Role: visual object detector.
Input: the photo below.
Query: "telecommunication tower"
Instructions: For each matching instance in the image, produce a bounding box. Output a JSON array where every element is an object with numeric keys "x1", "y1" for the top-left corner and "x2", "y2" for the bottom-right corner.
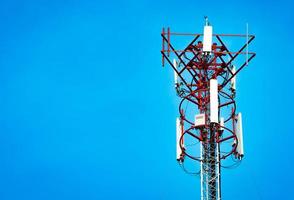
[{"x1": 161, "y1": 18, "x2": 255, "y2": 200}]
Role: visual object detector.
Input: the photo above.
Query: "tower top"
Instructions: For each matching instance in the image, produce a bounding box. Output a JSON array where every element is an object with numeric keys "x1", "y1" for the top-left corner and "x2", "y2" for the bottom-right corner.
[{"x1": 204, "y1": 16, "x2": 210, "y2": 26}]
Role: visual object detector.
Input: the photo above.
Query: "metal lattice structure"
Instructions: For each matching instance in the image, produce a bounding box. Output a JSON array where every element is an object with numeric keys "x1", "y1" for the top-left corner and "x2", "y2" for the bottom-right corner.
[{"x1": 161, "y1": 18, "x2": 255, "y2": 200}]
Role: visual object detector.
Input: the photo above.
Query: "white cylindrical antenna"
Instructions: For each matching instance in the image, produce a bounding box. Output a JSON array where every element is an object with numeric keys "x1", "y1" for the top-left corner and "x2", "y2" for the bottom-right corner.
[
  {"x1": 231, "y1": 66, "x2": 236, "y2": 91},
  {"x1": 246, "y1": 23, "x2": 249, "y2": 66},
  {"x1": 210, "y1": 79, "x2": 218, "y2": 123},
  {"x1": 173, "y1": 58, "x2": 178, "y2": 86},
  {"x1": 236, "y1": 113, "x2": 244, "y2": 159},
  {"x1": 176, "y1": 117, "x2": 182, "y2": 161},
  {"x1": 203, "y1": 23, "x2": 213, "y2": 52}
]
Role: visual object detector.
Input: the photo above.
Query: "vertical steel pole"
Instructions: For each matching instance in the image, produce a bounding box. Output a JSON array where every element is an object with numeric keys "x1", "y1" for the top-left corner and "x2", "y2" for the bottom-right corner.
[{"x1": 200, "y1": 141, "x2": 203, "y2": 200}]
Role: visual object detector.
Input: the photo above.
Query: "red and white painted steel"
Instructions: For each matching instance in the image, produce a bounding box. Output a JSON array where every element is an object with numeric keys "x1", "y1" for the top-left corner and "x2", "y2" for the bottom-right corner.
[{"x1": 161, "y1": 18, "x2": 255, "y2": 200}]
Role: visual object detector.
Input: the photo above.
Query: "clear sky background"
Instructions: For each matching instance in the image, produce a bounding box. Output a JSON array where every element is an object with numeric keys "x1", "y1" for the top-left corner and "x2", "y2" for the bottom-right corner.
[{"x1": 0, "y1": 0, "x2": 293, "y2": 199}]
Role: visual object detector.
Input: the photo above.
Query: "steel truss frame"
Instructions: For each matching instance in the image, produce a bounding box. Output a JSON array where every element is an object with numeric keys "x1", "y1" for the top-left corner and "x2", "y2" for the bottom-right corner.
[{"x1": 161, "y1": 27, "x2": 255, "y2": 200}]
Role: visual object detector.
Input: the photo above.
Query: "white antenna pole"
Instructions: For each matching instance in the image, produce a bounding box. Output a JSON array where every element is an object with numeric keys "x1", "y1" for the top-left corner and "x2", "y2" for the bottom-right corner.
[
  {"x1": 176, "y1": 117, "x2": 181, "y2": 161},
  {"x1": 236, "y1": 113, "x2": 244, "y2": 159},
  {"x1": 203, "y1": 24, "x2": 213, "y2": 53},
  {"x1": 210, "y1": 79, "x2": 218, "y2": 123},
  {"x1": 173, "y1": 59, "x2": 178, "y2": 86},
  {"x1": 231, "y1": 66, "x2": 236, "y2": 91},
  {"x1": 246, "y1": 23, "x2": 249, "y2": 66}
]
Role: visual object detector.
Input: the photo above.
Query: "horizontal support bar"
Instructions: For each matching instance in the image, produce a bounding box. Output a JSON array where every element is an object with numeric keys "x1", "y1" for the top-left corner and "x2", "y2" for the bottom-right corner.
[
  {"x1": 162, "y1": 50, "x2": 255, "y2": 55},
  {"x1": 162, "y1": 32, "x2": 255, "y2": 37}
]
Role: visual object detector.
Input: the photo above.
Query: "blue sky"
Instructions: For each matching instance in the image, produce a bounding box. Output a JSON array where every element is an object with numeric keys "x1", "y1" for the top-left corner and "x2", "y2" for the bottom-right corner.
[{"x1": 0, "y1": 0, "x2": 293, "y2": 199}]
